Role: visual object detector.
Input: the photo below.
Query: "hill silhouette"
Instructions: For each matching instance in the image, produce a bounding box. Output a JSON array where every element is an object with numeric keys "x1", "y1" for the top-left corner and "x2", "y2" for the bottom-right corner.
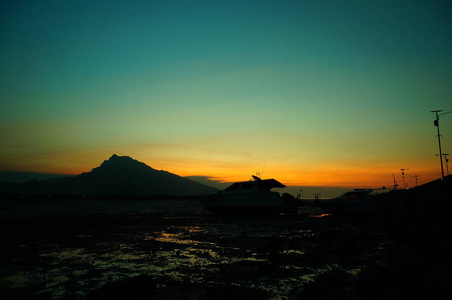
[
  {"x1": 1, "y1": 155, "x2": 217, "y2": 196},
  {"x1": 0, "y1": 171, "x2": 74, "y2": 183}
]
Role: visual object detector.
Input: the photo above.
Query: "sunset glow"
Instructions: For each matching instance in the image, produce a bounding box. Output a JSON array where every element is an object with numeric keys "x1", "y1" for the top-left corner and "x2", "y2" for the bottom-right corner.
[{"x1": 1, "y1": 1, "x2": 451, "y2": 192}]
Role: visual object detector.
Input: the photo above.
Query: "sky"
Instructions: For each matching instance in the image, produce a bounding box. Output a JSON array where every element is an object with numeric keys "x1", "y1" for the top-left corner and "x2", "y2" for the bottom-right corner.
[{"x1": 1, "y1": 0, "x2": 452, "y2": 192}]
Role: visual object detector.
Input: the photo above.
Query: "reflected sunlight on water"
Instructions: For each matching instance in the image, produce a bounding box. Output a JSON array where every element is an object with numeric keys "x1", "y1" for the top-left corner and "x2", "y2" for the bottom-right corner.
[{"x1": 309, "y1": 213, "x2": 332, "y2": 218}]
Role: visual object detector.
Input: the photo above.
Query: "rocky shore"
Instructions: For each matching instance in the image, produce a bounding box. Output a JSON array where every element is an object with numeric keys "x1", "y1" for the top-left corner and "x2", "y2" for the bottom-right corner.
[{"x1": 0, "y1": 178, "x2": 451, "y2": 299}]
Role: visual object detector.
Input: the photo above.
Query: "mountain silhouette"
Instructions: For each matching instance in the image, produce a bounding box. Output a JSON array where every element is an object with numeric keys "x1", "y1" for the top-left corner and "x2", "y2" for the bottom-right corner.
[{"x1": 1, "y1": 155, "x2": 217, "y2": 196}]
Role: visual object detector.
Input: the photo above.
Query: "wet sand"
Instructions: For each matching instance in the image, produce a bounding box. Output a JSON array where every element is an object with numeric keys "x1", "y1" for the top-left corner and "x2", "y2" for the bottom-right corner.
[{"x1": 0, "y1": 197, "x2": 450, "y2": 299}]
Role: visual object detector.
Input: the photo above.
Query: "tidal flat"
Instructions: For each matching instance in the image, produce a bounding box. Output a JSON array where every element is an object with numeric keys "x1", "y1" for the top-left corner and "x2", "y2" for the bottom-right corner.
[{"x1": 0, "y1": 197, "x2": 449, "y2": 299}]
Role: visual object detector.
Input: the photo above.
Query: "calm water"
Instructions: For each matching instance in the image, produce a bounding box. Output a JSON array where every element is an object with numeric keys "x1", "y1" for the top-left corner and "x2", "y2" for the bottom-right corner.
[{"x1": 0, "y1": 198, "x2": 206, "y2": 218}]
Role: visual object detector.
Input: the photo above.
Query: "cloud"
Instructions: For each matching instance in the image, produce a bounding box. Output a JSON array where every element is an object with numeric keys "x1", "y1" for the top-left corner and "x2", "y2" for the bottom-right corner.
[{"x1": 185, "y1": 176, "x2": 231, "y2": 189}]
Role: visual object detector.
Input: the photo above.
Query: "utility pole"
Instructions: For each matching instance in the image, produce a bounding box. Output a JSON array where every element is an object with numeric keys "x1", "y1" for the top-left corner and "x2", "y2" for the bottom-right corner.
[
  {"x1": 431, "y1": 110, "x2": 452, "y2": 180},
  {"x1": 401, "y1": 168, "x2": 408, "y2": 189},
  {"x1": 444, "y1": 153, "x2": 450, "y2": 176}
]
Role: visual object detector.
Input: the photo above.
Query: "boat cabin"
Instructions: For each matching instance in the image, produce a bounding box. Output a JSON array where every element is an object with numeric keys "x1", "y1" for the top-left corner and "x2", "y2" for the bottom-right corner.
[{"x1": 223, "y1": 178, "x2": 285, "y2": 193}]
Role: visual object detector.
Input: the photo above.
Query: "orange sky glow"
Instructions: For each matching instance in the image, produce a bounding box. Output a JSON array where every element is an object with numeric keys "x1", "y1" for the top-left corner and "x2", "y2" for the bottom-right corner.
[{"x1": 1, "y1": 1, "x2": 451, "y2": 194}]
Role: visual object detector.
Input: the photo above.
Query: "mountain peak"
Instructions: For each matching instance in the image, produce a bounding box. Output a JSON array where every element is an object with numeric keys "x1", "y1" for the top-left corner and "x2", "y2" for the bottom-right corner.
[
  {"x1": 104, "y1": 154, "x2": 135, "y2": 164},
  {"x1": 1, "y1": 154, "x2": 217, "y2": 195},
  {"x1": 95, "y1": 154, "x2": 153, "y2": 174},
  {"x1": 74, "y1": 154, "x2": 217, "y2": 195}
]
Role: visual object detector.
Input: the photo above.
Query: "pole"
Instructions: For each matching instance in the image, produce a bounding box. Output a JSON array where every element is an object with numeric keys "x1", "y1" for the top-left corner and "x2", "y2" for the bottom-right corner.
[
  {"x1": 431, "y1": 110, "x2": 444, "y2": 180},
  {"x1": 401, "y1": 169, "x2": 406, "y2": 189},
  {"x1": 444, "y1": 154, "x2": 450, "y2": 176},
  {"x1": 392, "y1": 173, "x2": 398, "y2": 189}
]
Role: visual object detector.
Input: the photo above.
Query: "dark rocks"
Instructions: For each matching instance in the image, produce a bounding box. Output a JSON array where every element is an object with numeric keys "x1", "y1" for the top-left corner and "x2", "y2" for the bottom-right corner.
[
  {"x1": 302, "y1": 268, "x2": 353, "y2": 300},
  {"x1": 2, "y1": 195, "x2": 451, "y2": 300},
  {"x1": 86, "y1": 275, "x2": 156, "y2": 300},
  {"x1": 204, "y1": 285, "x2": 271, "y2": 300}
]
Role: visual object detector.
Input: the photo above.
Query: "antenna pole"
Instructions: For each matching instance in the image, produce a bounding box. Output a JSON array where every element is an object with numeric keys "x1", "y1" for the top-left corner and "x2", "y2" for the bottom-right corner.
[
  {"x1": 260, "y1": 162, "x2": 266, "y2": 178},
  {"x1": 401, "y1": 169, "x2": 406, "y2": 189},
  {"x1": 431, "y1": 110, "x2": 445, "y2": 180},
  {"x1": 392, "y1": 173, "x2": 398, "y2": 189}
]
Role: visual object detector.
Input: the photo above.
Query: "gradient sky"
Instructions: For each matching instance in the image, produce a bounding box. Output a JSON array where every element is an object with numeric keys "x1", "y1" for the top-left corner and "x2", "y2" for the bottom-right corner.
[{"x1": 1, "y1": 0, "x2": 451, "y2": 190}]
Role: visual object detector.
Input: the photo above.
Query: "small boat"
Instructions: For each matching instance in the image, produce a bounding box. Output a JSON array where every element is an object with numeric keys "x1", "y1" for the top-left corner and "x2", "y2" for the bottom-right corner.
[
  {"x1": 320, "y1": 189, "x2": 403, "y2": 214},
  {"x1": 201, "y1": 176, "x2": 298, "y2": 215}
]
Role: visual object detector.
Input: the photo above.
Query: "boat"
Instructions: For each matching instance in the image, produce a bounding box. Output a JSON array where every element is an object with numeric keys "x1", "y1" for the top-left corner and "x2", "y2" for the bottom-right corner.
[
  {"x1": 201, "y1": 175, "x2": 298, "y2": 215},
  {"x1": 320, "y1": 189, "x2": 403, "y2": 214}
]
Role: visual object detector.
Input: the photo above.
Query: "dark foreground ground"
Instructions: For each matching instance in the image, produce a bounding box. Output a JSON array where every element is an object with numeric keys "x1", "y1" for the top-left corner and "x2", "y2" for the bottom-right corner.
[{"x1": 0, "y1": 195, "x2": 451, "y2": 300}]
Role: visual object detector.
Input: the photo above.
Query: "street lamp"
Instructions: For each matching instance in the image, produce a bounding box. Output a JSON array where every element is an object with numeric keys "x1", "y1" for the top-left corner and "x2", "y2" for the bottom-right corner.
[{"x1": 431, "y1": 110, "x2": 452, "y2": 180}]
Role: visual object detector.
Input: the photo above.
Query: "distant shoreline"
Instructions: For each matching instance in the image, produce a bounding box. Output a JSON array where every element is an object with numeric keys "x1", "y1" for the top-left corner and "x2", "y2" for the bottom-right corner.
[{"x1": 0, "y1": 193, "x2": 205, "y2": 201}]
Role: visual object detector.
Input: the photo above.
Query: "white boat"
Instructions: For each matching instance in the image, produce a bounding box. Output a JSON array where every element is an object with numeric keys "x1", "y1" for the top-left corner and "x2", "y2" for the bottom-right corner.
[
  {"x1": 201, "y1": 176, "x2": 298, "y2": 215},
  {"x1": 320, "y1": 189, "x2": 403, "y2": 214}
]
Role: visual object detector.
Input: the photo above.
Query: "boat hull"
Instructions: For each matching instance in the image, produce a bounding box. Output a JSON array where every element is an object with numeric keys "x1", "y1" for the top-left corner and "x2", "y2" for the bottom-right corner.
[{"x1": 201, "y1": 192, "x2": 298, "y2": 215}]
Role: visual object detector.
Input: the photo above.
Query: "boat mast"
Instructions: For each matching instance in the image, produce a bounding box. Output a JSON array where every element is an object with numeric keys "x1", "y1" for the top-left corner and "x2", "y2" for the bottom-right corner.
[{"x1": 392, "y1": 173, "x2": 398, "y2": 189}]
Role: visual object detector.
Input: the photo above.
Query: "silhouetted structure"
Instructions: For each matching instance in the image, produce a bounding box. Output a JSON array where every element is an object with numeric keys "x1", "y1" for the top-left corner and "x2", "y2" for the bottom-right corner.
[
  {"x1": 201, "y1": 175, "x2": 298, "y2": 215},
  {"x1": 431, "y1": 110, "x2": 452, "y2": 180},
  {"x1": 0, "y1": 154, "x2": 217, "y2": 196}
]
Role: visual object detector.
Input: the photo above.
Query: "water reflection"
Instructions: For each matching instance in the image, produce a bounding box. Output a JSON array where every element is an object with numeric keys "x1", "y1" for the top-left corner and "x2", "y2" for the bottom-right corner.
[{"x1": 309, "y1": 213, "x2": 332, "y2": 218}]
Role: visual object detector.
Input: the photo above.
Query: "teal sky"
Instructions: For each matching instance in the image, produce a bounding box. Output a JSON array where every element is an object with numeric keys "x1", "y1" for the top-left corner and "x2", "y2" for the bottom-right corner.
[{"x1": 1, "y1": 0, "x2": 451, "y2": 188}]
